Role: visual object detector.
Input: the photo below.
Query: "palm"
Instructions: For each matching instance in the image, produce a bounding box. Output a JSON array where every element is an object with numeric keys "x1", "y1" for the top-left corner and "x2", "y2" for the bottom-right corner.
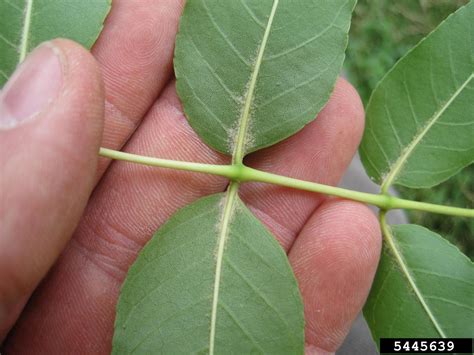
[{"x1": 4, "y1": 1, "x2": 380, "y2": 353}]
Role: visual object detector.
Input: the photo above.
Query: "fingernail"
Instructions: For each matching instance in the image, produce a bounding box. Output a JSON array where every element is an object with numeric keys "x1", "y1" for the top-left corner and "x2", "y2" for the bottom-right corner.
[{"x1": 0, "y1": 43, "x2": 63, "y2": 129}]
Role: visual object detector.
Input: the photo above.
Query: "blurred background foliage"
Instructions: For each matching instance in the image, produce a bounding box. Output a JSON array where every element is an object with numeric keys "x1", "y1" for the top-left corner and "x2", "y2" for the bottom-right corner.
[{"x1": 345, "y1": 0, "x2": 473, "y2": 259}]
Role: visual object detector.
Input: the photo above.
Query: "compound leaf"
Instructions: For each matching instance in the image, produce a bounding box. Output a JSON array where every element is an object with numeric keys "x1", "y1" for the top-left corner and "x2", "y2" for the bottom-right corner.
[
  {"x1": 360, "y1": 2, "x2": 474, "y2": 189},
  {"x1": 0, "y1": 0, "x2": 111, "y2": 87},
  {"x1": 112, "y1": 193, "x2": 304, "y2": 354},
  {"x1": 364, "y1": 224, "x2": 474, "y2": 344},
  {"x1": 174, "y1": 0, "x2": 355, "y2": 157}
]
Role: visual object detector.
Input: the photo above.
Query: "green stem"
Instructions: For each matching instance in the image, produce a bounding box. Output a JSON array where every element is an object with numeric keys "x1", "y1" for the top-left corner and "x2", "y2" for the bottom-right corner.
[
  {"x1": 243, "y1": 167, "x2": 473, "y2": 218},
  {"x1": 99, "y1": 148, "x2": 474, "y2": 219},
  {"x1": 100, "y1": 148, "x2": 238, "y2": 178}
]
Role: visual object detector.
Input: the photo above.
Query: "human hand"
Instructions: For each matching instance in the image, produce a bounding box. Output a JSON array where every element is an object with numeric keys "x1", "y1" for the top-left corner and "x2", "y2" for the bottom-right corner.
[{"x1": 1, "y1": 1, "x2": 381, "y2": 353}]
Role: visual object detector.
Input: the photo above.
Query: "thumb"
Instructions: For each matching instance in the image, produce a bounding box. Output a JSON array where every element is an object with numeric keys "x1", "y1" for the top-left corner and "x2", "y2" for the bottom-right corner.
[{"x1": 0, "y1": 39, "x2": 104, "y2": 340}]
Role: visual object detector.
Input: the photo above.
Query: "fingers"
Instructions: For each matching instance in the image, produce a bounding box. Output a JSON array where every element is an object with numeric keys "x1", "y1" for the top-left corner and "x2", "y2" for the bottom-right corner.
[
  {"x1": 0, "y1": 40, "x2": 104, "y2": 340},
  {"x1": 240, "y1": 78, "x2": 365, "y2": 250},
  {"x1": 3, "y1": 83, "x2": 229, "y2": 353},
  {"x1": 75, "y1": 83, "x2": 229, "y2": 273},
  {"x1": 92, "y1": 0, "x2": 185, "y2": 175},
  {"x1": 289, "y1": 200, "x2": 381, "y2": 354}
]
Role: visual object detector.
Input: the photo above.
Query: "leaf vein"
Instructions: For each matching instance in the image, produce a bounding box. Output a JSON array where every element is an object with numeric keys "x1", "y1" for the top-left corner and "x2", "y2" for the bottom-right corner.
[
  {"x1": 419, "y1": 144, "x2": 472, "y2": 153},
  {"x1": 382, "y1": 73, "x2": 474, "y2": 191},
  {"x1": 209, "y1": 184, "x2": 239, "y2": 355},
  {"x1": 259, "y1": 94, "x2": 326, "y2": 137},
  {"x1": 202, "y1": 0, "x2": 251, "y2": 67},
  {"x1": 129, "y1": 297, "x2": 212, "y2": 353},
  {"x1": 447, "y1": 39, "x2": 459, "y2": 88},
  {"x1": 403, "y1": 72, "x2": 420, "y2": 127},
  {"x1": 370, "y1": 127, "x2": 392, "y2": 169},
  {"x1": 435, "y1": 120, "x2": 474, "y2": 127},
  {"x1": 264, "y1": 0, "x2": 348, "y2": 61},
  {"x1": 0, "y1": 32, "x2": 18, "y2": 50},
  {"x1": 19, "y1": 0, "x2": 34, "y2": 62},
  {"x1": 387, "y1": 296, "x2": 408, "y2": 337},
  {"x1": 122, "y1": 255, "x2": 210, "y2": 330},
  {"x1": 384, "y1": 92, "x2": 403, "y2": 148},
  {"x1": 125, "y1": 209, "x2": 217, "y2": 285},
  {"x1": 383, "y1": 223, "x2": 447, "y2": 337},
  {"x1": 238, "y1": 0, "x2": 265, "y2": 29},
  {"x1": 236, "y1": 230, "x2": 286, "y2": 278},
  {"x1": 232, "y1": 0, "x2": 279, "y2": 162},
  {"x1": 258, "y1": 55, "x2": 338, "y2": 109},
  {"x1": 371, "y1": 262, "x2": 395, "y2": 326},
  {"x1": 411, "y1": 268, "x2": 474, "y2": 286},
  {"x1": 2, "y1": 0, "x2": 21, "y2": 12},
  {"x1": 188, "y1": 36, "x2": 240, "y2": 104},
  {"x1": 359, "y1": 144, "x2": 383, "y2": 177},
  {"x1": 403, "y1": 166, "x2": 459, "y2": 177},
  {"x1": 424, "y1": 296, "x2": 474, "y2": 312},
  {"x1": 219, "y1": 302, "x2": 266, "y2": 353},
  {"x1": 224, "y1": 256, "x2": 291, "y2": 331},
  {"x1": 182, "y1": 76, "x2": 229, "y2": 134},
  {"x1": 429, "y1": 45, "x2": 441, "y2": 105}
]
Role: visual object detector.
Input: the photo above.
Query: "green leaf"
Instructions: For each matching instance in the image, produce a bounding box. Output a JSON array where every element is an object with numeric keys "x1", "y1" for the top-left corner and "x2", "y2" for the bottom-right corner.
[
  {"x1": 364, "y1": 224, "x2": 474, "y2": 343},
  {"x1": 360, "y1": 2, "x2": 474, "y2": 190},
  {"x1": 0, "y1": 0, "x2": 111, "y2": 87},
  {"x1": 174, "y1": 0, "x2": 355, "y2": 158},
  {"x1": 112, "y1": 192, "x2": 304, "y2": 354}
]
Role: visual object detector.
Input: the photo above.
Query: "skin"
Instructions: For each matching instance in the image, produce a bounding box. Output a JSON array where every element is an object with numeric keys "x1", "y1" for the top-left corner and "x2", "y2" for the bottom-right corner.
[{"x1": 0, "y1": 0, "x2": 381, "y2": 353}]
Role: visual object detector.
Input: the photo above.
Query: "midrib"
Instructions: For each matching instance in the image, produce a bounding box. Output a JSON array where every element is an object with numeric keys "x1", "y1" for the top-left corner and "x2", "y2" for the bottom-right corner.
[
  {"x1": 381, "y1": 73, "x2": 474, "y2": 192},
  {"x1": 209, "y1": 183, "x2": 239, "y2": 354},
  {"x1": 209, "y1": 2, "x2": 279, "y2": 353},
  {"x1": 232, "y1": 0, "x2": 279, "y2": 164},
  {"x1": 19, "y1": 0, "x2": 34, "y2": 63},
  {"x1": 382, "y1": 222, "x2": 446, "y2": 338}
]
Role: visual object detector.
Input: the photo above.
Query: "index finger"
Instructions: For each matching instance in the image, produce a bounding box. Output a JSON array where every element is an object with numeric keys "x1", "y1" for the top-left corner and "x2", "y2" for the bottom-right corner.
[{"x1": 92, "y1": 0, "x2": 184, "y2": 175}]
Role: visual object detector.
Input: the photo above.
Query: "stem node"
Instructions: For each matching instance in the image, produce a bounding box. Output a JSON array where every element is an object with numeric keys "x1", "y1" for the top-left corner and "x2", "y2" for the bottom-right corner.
[{"x1": 382, "y1": 194, "x2": 397, "y2": 210}]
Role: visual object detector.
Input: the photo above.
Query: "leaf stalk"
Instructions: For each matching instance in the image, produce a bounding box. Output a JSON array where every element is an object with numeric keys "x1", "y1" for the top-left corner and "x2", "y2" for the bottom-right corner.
[{"x1": 99, "y1": 148, "x2": 474, "y2": 218}]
